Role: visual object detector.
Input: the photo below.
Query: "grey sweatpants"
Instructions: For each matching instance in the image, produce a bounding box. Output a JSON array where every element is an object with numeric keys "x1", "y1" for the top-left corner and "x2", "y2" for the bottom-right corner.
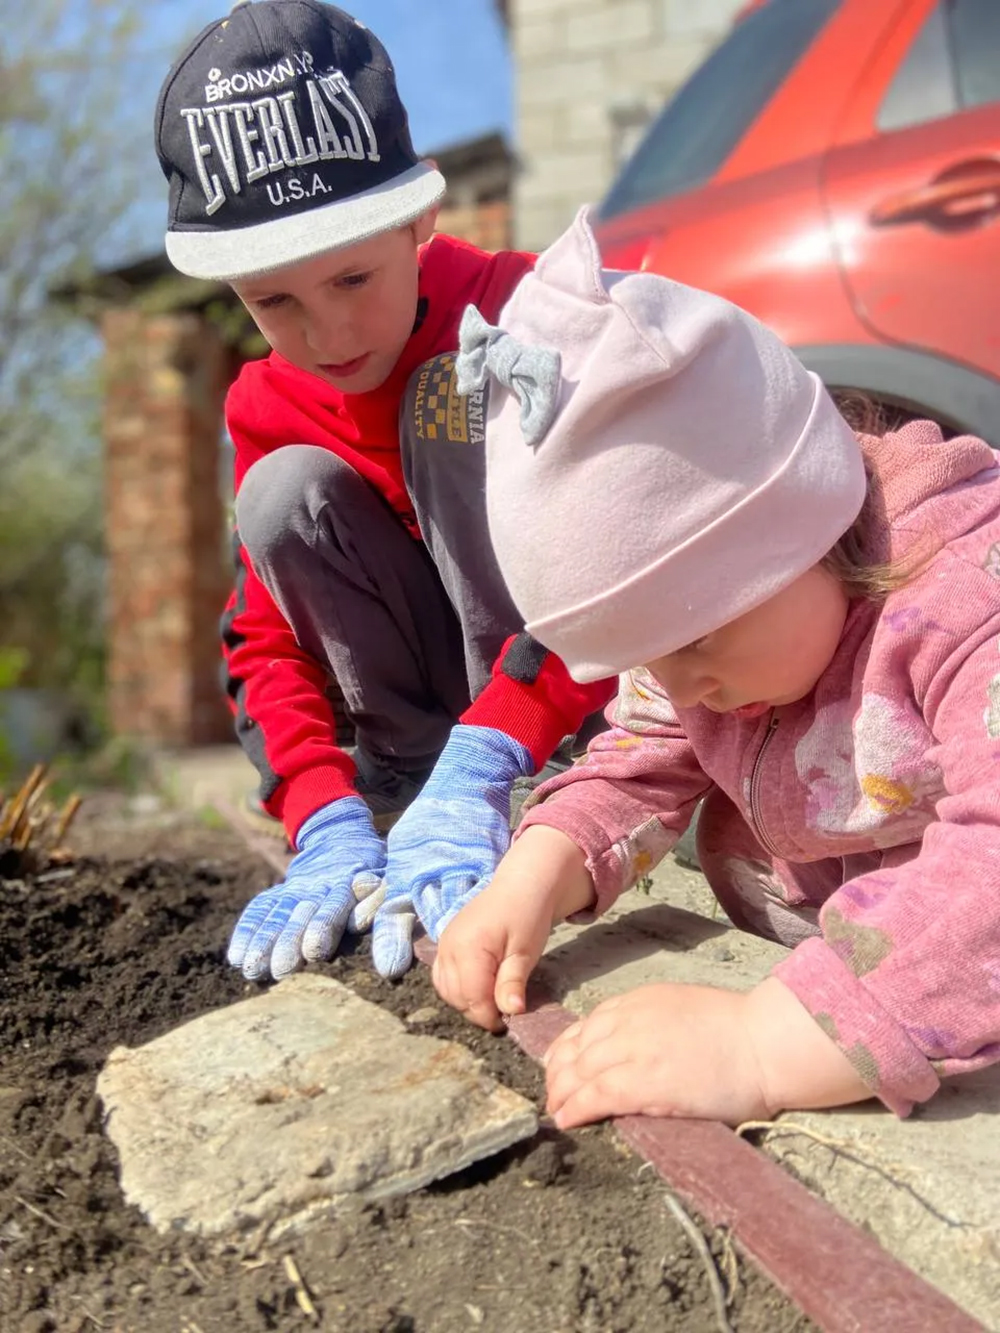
[{"x1": 234, "y1": 354, "x2": 523, "y2": 771}]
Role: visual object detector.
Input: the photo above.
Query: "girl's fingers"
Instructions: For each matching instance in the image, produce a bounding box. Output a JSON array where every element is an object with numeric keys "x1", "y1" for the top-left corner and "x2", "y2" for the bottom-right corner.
[
  {"x1": 545, "y1": 1028, "x2": 621, "y2": 1102},
  {"x1": 494, "y1": 949, "x2": 536, "y2": 1017},
  {"x1": 547, "y1": 1059, "x2": 634, "y2": 1128},
  {"x1": 544, "y1": 1004, "x2": 620, "y2": 1070},
  {"x1": 541, "y1": 1018, "x2": 582, "y2": 1068},
  {"x1": 434, "y1": 942, "x2": 505, "y2": 1031},
  {"x1": 460, "y1": 994, "x2": 505, "y2": 1032},
  {"x1": 430, "y1": 950, "x2": 450, "y2": 1001},
  {"x1": 454, "y1": 948, "x2": 505, "y2": 1029}
]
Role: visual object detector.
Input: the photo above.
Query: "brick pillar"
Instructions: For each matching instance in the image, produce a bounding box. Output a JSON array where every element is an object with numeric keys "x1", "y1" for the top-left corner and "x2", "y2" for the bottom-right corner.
[
  {"x1": 103, "y1": 308, "x2": 234, "y2": 747},
  {"x1": 436, "y1": 199, "x2": 512, "y2": 252}
]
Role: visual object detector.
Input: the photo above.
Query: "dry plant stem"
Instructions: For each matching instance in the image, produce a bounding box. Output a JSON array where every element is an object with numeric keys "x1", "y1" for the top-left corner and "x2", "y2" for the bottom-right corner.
[
  {"x1": 13, "y1": 1192, "x2": 70, "y2": 1230},
  {"x1": 735, "y1": 1118, "x2": 968, "y2": 1229},
  {"x1": 0, "y1": 765, "x2": 82, "y2": 856},
  {"x1": 0, "y1": 763, "x2": 45, "y2": 841},
  {"x1": 54, "y1": 793, "x2": 83, "y2": 843},
  {"x1": 72, "y1": 1301, "x2": 106, "y2": 1329},
  {"x1": 661, "y1": 1190, "x2": 734, "y2": 1333},
  {"x1": 718, "y1": 1227, "x2": 741, "y2": 1305},
  {"x1": 24, "y1": 780, "x2": 48, "y2": 818},
  {"x1": 454, "y1": 1216, "x2": 544, "y2": 1249},
  {"x1": 181, "y1": 1254, "x2": 208, "y2": 1286},
  {"x1": 0, "y1": 1131, "x2": 34, "y2": 1162},
  {"x1": 283, "y1": 1254, "x2": 319, "y2": 1322},
  {"x1": 237, "y1": 1217, "x2": 271, "y2": 1261}
]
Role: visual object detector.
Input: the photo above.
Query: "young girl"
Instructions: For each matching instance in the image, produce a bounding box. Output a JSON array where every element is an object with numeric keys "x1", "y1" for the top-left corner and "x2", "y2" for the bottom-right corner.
[{"x1": 432, "y1": 208, "x2": 1000, "y2": 1130}]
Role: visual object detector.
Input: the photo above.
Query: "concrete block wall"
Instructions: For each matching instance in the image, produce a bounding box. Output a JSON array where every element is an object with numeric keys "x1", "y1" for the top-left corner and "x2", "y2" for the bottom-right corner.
[{"x1": 510, "y1": 0, "x2": 745, "y2": 250}]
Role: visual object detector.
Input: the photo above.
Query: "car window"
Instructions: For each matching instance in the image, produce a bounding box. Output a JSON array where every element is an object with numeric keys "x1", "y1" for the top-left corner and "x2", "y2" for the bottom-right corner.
[
  {"x1": 598, "y1": 0, "x2": 841, "y2": 222},
  {"x1": 878, "y1": 0, "x2": 1000, "y2": 133},
  {"x1": 877, "y1": 5, "x2": 957, "y2": 133},
  {"x1": 948, "y1": 0, "x2": 1000, "y2": 110}
]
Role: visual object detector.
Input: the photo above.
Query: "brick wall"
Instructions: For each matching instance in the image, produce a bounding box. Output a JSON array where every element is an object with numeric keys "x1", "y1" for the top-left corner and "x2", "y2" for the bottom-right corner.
[
  {"x1": 510, "y1": 0, "x2": 745, "y2": 249},
  {"x1": 436, "y1": 199, "x2": 512, "y2": 252},
  {"x1": 432, "y1": 132, "x2": 514, "y2": 252},
  {"x1": 103, "y1": 308, "x2": 234, "y2": 747}
]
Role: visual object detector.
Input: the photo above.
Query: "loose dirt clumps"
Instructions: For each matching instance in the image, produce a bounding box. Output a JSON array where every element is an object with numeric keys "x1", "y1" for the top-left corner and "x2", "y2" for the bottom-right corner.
[{"x1": 0, "y1": 801, "x2": 813, "y2": 1332}]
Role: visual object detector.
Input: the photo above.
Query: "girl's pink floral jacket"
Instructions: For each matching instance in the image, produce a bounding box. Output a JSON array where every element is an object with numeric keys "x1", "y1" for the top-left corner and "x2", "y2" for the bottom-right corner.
[{"x1": 519, "y1": 421, "x2": 1000, "y2": 1115}]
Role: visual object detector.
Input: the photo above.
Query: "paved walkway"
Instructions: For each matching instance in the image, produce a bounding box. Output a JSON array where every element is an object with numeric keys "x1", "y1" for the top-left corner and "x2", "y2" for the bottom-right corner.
[{"x1": 159, "y1": 744, "x2": 1000, "y2": 1328}]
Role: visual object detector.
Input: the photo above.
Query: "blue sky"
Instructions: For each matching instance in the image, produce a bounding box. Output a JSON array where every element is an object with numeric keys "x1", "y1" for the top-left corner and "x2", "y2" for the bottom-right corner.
[{"x1": 148, "y1": 1, "x2": 512, "y2": 154}]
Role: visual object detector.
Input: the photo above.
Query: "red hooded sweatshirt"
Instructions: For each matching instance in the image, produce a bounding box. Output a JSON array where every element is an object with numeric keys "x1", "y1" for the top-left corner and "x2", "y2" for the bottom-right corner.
[{"x1": 222, "y1": 232, "x2": 613, "y2": 840}]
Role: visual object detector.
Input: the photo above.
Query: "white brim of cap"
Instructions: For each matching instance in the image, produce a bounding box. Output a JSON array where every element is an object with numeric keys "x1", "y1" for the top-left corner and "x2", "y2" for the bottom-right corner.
[{"x1": 165, "y1": 162, "x2": 447, "y2": 282}]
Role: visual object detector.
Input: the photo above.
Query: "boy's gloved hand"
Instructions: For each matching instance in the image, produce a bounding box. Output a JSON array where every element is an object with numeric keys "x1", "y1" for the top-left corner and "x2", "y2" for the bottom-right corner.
[
  {"x1": 360, "y1": 724, "x2": 534, "y2": 979},
  {"x1": 227, "y1": 796, "x2": 385, "y2": 981}
]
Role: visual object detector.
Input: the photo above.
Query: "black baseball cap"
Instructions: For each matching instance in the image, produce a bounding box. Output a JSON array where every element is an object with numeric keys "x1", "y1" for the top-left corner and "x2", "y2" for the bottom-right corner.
[{"x1": 155, "y1": 0, "x2": 446, "y2": 281}]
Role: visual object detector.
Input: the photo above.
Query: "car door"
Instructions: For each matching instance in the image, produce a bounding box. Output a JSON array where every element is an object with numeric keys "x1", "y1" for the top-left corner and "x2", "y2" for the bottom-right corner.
[{"x1": 821, "y1": 0, "x2": 1000, "y2": 380}]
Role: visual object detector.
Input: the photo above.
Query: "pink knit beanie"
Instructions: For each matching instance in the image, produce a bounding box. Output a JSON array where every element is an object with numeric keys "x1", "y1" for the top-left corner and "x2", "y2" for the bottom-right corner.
[{"x1": 455, "y1": 207, "x2": 867, "y2": 683}]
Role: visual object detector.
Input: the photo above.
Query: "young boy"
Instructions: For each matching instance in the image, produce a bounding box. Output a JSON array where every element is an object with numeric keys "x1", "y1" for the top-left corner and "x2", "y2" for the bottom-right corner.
[{"x1": 154, "y1": 0, "x2": 611, "y2": 983}]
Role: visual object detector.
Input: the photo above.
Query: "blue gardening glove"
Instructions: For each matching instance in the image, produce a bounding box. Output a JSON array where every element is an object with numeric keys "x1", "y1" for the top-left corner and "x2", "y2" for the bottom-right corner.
[
  {"x1": 359, "y1": 724, "x2": 533, "y2": 979},
  {"x1": 227, "y1": 796, "x2": 386, "y2": 981}
]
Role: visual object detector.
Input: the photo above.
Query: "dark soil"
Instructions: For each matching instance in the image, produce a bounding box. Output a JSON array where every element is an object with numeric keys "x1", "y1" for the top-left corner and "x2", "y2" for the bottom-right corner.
[{"x1": 0, "y1": 796, "x2": 814, "y2": 1333}]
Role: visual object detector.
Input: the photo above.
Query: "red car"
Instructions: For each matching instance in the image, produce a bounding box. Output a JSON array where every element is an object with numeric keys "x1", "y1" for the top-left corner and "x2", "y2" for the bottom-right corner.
[{"x1": 595, "y1": 0, "x2": 1000, "y2": 444}]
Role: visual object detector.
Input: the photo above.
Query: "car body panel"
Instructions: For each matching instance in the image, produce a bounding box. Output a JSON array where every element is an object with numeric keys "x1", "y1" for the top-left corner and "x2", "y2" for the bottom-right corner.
[
  {"x1": 824, "y1": 27, "x2": 1000, "y2": 378},
  {"x1": 594, "y1": 0, "x2": 1000, "y2": 439},
  {"x1": 636, "y1": 159, "x2": 863, "y2": 351},
  {"x1": 717, "y1": 0, "x2": 912, "y2": 181}
]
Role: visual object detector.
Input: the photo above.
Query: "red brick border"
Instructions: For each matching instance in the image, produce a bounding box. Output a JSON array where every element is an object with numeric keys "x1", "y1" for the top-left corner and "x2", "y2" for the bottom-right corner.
[
  {"x1": 412, "y1": 937, "x2": 982, "y2": 1333},
  {"x1": 216, "y1": 807, "x2": 982, "y2": 1332}
]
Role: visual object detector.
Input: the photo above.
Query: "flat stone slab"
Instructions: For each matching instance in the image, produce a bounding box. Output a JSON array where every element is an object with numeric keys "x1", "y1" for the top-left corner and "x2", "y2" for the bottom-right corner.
[{"x1": 97, "y1": 974, "x2": 537, "y2": 1238}]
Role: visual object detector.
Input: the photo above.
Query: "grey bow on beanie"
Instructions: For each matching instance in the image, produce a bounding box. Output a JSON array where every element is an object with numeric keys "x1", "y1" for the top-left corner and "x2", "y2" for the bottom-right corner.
[{"x1": 455, "y1": 305, "x2": 561, "y2": 448}]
